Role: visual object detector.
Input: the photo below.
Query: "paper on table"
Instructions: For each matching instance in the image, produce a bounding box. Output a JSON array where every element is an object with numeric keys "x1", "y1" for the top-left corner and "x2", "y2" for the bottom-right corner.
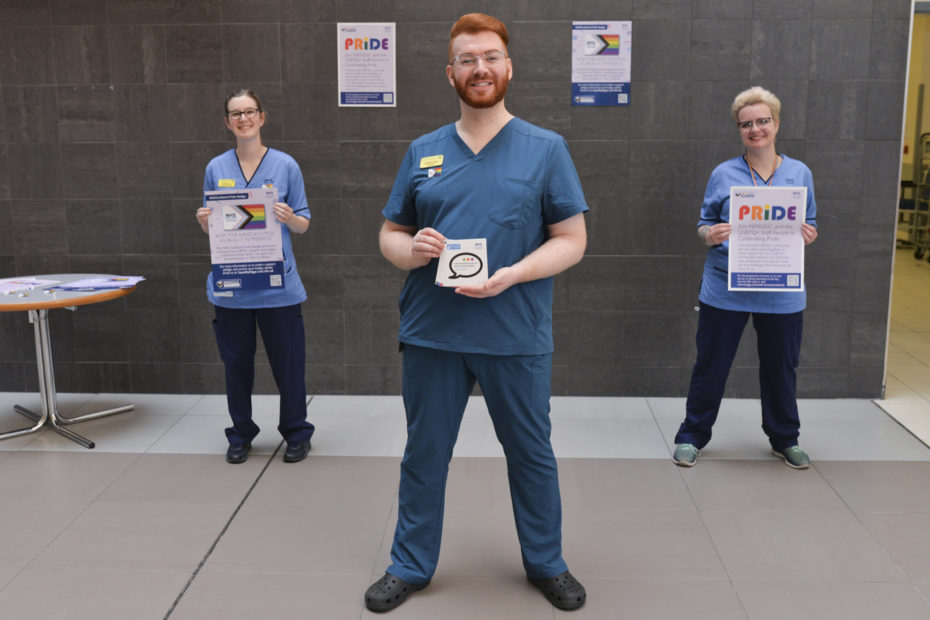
[
  {"x1": 52, "y1": 276, "x2": 145, "y2": 290},
  {"x1": 435, "y1": 238, "x2": 489, "y2": 287},
  {"x1": 0, "y1": 278, "x2": 59, "y2": 294}
]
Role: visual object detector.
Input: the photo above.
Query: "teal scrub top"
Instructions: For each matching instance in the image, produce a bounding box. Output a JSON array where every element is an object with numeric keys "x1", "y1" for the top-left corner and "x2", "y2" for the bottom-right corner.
[{"x1": 384, "y1": 118, "x2": 588, "y2": 355}]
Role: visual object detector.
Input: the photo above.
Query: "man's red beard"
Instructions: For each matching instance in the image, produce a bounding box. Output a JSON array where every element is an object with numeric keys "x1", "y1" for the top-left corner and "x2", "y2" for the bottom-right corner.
[{"x1": 453, "y1": 71, "x2": 510, "y2": 109}]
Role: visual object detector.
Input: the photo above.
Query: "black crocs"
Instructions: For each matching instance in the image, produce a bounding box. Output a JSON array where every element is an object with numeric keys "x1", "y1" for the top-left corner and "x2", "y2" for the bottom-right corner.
[
  {"x1": 364, "y1": 572, "x2": 428, "y2": 612},
  {"x1": 528, "y1": 570, "x2": 586, "y2": 610}
]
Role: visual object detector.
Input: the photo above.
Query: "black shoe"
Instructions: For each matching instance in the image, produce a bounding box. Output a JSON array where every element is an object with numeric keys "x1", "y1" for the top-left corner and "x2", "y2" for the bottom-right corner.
[
  {"x1": 529, "y1": 570, "x2": 586, "y2": 610},
  {"x1": 225, "y1": 442, "x2": 251, "y2": 464},
  {"x1": 364, "y1": 573, "x2": 428, "y2": 612},
  {"x1": 283, "y1": 439, "x2": 311, "y2": 463}
]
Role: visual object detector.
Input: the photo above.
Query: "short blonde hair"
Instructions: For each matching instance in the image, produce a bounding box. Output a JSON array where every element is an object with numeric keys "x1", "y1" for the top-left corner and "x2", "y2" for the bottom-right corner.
[{"x1": 731, "y1": 86, "x2": 781, "y2": 123}]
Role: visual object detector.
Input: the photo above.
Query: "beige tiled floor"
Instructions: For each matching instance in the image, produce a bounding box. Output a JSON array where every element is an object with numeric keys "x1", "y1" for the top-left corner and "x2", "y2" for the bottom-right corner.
[
  {"x1": 0, "y1": 390, "x2": 927, "y2": 619},
  {"x1": 0, "y1": 248, "x2": 928, "y2": 618}
]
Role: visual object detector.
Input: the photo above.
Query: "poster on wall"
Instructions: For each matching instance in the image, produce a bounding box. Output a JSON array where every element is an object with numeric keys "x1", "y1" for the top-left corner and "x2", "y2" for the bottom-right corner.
[
  {"x1": 337, "y1": 22, "x2": 396, "y2": 107},
  {"x1": 728, "y1": 186, "x2": 807, "y2": 292},
  {"x1": 571, "y1": 21, "x2": 632, "y2": 106},
  {"x1": 204, "y1": 188, "x2": 284, "y2": 292}
]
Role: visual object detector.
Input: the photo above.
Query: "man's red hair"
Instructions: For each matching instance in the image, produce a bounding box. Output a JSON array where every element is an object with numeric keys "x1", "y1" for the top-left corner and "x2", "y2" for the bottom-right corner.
[{"x1": 448, "y1": 13, "x2": 509, "y2": 61}]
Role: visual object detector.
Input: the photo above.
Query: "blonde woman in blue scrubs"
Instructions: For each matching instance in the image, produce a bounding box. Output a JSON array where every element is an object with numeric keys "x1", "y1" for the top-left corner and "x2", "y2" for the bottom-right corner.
[{"x1": 673, "y1": 86, "x2": 818, "y2": 469}]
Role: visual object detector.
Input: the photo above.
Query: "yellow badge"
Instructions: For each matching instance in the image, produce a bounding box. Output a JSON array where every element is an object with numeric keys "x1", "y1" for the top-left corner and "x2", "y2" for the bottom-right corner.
[
  {"x1": 419, "y1": 155, "x2": 444, "y2": 169},
  {"x1": 218, "y1": 179, "x2": 235, "y2": 188}
]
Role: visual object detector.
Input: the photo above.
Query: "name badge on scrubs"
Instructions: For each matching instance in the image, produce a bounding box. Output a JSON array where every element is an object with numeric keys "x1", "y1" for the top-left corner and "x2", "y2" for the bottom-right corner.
[
  {"x1": 419, "y1": 155, "x2": 444, "y2": 169},
  {"x1": 218, "y1": 179, "x2": 235, "y2": 188}
]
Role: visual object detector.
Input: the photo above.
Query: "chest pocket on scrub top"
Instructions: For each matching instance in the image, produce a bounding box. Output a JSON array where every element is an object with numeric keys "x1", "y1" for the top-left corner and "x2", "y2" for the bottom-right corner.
[{"x1": 488, "y1": 177, "x2": 537, "y2": 229}]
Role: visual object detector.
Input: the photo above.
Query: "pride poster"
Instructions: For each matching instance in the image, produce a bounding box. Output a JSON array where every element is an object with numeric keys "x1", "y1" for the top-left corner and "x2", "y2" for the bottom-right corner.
[
  {"x1": 571, "y1": 21, "x2": 632, "y2": 106},
  {"x1": 728, "y1": 186, "x2": 806, "y2": 292},
  {"x1": 205, "y1": 188, "x2": 284, "y2": 292},
  {"x1": 337, "y1": 22, "x2": 396, "y2": 107}
]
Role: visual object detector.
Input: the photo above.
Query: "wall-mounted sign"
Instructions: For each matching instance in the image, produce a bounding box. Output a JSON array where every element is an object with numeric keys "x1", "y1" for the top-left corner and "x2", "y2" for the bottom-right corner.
[
  {"x1": 338, "y1": 22, "x2": 396, "y2": 107},
  {"x1": 571, "y1": 21, "x2": 632, "y2": 106}
]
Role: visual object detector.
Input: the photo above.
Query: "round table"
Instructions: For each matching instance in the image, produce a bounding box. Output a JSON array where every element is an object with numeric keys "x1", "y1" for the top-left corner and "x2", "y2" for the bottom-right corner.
[{"x1": 0, "y1": 274, "x2": 139, "y2": 448}]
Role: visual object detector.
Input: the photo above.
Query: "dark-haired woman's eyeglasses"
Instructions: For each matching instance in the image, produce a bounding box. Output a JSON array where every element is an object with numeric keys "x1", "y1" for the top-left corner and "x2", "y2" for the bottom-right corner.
[{"x1": 227, "y1": 108, "x2": 260, "y2": 120}]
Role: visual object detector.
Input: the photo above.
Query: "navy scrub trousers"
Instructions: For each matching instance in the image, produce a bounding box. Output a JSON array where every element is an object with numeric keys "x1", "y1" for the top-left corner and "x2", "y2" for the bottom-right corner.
[
  {"x1": 213, "y1": 304, "x2": 314, "y2": 445},
  {"x1": 387, "y1": 344, "x2": 567, "y2": 585},
  {"x1": 675, "y1": 302, "x2": 804, "y2": 452}
]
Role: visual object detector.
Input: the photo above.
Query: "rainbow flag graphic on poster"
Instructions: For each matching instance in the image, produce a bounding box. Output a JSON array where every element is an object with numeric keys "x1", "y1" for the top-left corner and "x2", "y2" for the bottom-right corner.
[
  {"x1": 204, "y1": 188, "x2": 284, "y2": 292},
  {"x1": 571, "y1": 21, "x2": 631, "y2": 106},
  {"x1": 222, "y1": 204, "x2": 267, "y2": 230},
  {"x1": 588, "y1": 34, "x2": 620, "y2": 55}
]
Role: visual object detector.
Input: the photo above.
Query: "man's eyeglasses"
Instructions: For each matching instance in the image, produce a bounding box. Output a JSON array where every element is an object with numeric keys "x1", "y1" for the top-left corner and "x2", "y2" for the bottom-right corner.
[
  {"x1": 737, "y1": 117, "x2": 773, "y2": 130},
  {"x1": 451, "y1": 50, "x2": 507, "y2": 69},
  {"x1": 227, "y1": 108, "x2": 260, "y2": 120}
]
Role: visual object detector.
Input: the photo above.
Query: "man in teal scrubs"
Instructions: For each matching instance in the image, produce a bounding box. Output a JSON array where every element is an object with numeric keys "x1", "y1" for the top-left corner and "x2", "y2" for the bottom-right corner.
[{"x1": 364, "y1": 13, "x2": 589, "y2": 613}]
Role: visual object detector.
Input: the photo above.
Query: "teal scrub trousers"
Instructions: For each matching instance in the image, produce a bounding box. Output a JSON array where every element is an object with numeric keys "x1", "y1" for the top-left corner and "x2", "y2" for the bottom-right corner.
[{"x1": 386, "y1": 344, "x2": 568, "y2": 584}]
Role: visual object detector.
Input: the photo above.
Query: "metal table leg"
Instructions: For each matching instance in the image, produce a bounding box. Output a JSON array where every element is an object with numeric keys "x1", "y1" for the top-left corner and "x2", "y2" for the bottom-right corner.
[{"x1": 5, "y1": 308, "x2": 134, "y2": 449}]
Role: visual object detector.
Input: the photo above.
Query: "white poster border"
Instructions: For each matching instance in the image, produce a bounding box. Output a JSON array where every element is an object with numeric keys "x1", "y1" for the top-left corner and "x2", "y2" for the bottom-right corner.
[
  {"x1": 205, "y1": 188, "x2": 285, "y2": 292},
  {"x1": 727, "y1": 185, "x2": 807, "y2": 293},
  {"x1": 337, "y1": 22, "x2": 397, "y2": 108},
  {"x1": 571, "y1": 20, "x2": 632, "y2": 107}
]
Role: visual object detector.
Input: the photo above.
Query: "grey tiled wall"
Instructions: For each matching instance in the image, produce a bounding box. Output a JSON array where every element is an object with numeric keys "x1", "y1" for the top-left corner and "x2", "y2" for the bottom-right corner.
[{"x1": 0, "y1": 0, "x2": 908, "y2": 398}]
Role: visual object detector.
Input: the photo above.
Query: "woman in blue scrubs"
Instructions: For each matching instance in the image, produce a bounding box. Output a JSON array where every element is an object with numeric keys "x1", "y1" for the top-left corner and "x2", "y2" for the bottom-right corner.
[
  {"x1": 673, "y1": 86, "x2": 818, "y2": 469},
  {"x1": 196, "y1": 89, "x2": 314, "y2": 465}
]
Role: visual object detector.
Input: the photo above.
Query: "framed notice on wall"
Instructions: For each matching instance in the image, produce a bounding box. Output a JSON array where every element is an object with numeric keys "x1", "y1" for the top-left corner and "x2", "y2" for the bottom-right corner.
[
  {"x1": 571, "y1": 21, "x2": 632, "y2": 106},
  {"x1": 337, "y1": 22, "x2": 396, "y2": 107}
]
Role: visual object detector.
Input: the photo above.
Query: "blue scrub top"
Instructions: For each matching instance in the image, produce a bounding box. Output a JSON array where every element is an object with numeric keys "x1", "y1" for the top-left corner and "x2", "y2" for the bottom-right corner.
[
  {"x1": 203, "y1": 147, "x2": 309, "y2": 309},
  {"x1": 698, "y1": 154, "x2": 817, "y2": 314},
  {"x1": 384, "y1": 118, "x2": 589, "y2": 356}
]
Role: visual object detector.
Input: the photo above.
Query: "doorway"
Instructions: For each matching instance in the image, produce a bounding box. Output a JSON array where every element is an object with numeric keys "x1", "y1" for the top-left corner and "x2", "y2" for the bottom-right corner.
[{"x1": 879, "y1": 5, "x2": 930, "y2": 447}]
